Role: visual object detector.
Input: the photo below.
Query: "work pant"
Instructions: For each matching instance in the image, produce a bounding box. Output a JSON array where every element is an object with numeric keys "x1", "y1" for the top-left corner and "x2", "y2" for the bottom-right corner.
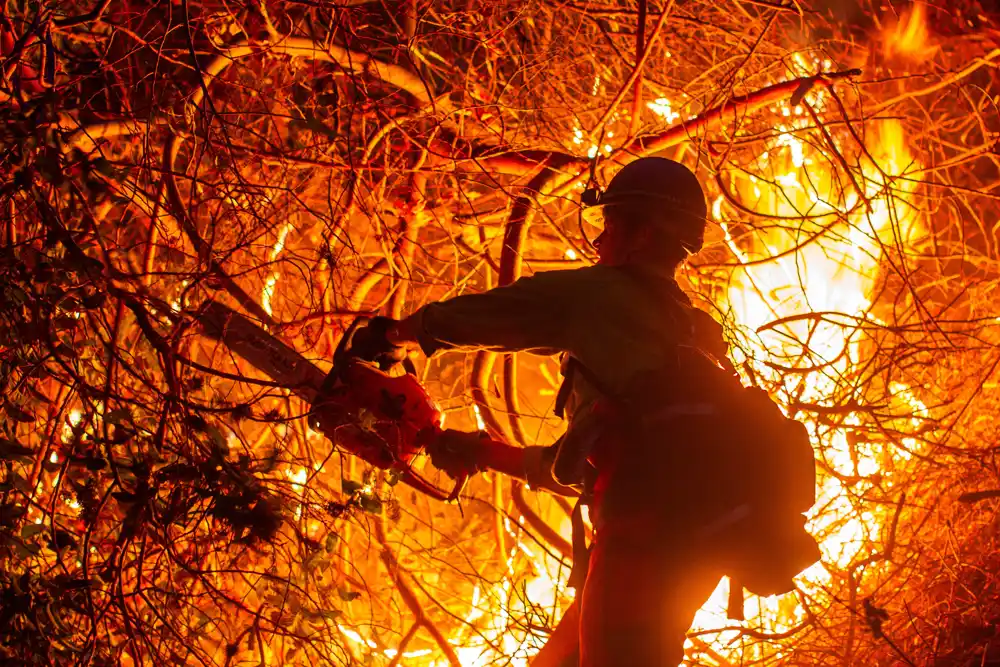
[
  {"x1": 531, "y1": 517, "x2": 725, "y2": 667},
  {"x1": 533, "y1": 416, "x2": 740, "y2": 666}
]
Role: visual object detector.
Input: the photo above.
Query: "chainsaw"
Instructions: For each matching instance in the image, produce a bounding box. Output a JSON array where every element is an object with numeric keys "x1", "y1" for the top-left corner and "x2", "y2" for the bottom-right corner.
[{"x1": 197, "y1": 300, "x2": 468, "y2": 502}]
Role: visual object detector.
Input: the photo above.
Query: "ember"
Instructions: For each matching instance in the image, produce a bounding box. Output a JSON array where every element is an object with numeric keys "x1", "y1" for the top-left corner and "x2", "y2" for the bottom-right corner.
[{"x1": 2, "y1": 1, "x2": 1000, "y2": 666}]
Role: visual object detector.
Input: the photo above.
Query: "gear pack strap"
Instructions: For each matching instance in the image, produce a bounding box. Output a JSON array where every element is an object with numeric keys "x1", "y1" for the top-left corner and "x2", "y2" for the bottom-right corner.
[
  {"x1": 553, "y1": 359, "x2": 575, "y2": 419},
  {"x1": 554, "y1": 354, "x2": 627, "y2": 419},
  {"x1": 566, "y1": 496, "x2": 591, "y2": 590},
  {"x1": 553, "y1": 267, "x2": 700, "y2": 421}
]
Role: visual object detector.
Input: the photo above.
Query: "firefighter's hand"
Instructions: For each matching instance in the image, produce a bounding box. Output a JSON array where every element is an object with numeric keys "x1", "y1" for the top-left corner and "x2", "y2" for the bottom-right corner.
[
  {"x1": 427, "y1": 430, "x2": 487, "y2": 479},
  {"x1": 349, "y1": 317, "x2": 406, "y2": 368}
]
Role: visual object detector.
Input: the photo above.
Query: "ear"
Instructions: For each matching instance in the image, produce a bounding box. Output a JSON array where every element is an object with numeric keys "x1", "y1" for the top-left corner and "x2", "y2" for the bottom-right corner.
[
  {"x1": 636, "y1": 225, "x2": 656, "y2": 245},
  {"x1": 623, "y1": 225, "x2": 653, "y2": 262}
]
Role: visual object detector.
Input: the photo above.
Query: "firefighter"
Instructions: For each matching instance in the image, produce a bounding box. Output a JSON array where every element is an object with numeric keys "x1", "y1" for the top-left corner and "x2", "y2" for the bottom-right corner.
[{"x1": 352, "y1": 157, "x2": 739, "y2": 666}]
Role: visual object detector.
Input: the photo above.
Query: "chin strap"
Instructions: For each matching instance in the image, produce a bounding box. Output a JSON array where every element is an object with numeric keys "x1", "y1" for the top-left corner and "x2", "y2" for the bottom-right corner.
[{"x1": 567, "y1": 495, "x2": 591, "y2": 591}]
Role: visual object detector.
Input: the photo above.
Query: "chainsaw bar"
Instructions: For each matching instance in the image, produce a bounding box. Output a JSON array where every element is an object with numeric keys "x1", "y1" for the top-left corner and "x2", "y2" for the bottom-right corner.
[
  {"x1": 198, "y1": 300, "x2": 326, "y2": 404},
  {"x1": 196, "y1": 301, "x2": 460, "y2": 502}
]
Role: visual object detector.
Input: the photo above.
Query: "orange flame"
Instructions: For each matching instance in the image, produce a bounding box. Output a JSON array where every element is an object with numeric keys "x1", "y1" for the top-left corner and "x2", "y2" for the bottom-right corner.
[
  {"x1": 686, "y1": 98, "x2": 925, "y2": 657},
  {"x1": 882, "y1": 2, "x2": 937, "y2": 62}
]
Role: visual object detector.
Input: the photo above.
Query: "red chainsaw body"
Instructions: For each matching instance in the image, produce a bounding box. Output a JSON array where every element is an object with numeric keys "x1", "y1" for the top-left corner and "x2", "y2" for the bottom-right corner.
[
  {"x1": 198, "y1": 301, "x2": 465, "y2": 501},
  {"x1": 313, "y1": 359, "x2": 444, "y2": 470}
]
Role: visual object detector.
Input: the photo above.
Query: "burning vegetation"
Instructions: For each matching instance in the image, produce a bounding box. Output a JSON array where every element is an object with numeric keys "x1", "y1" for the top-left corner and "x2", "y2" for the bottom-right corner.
[{"x1": 2, "y1": 0, "x2": 1000, "y2": 665}]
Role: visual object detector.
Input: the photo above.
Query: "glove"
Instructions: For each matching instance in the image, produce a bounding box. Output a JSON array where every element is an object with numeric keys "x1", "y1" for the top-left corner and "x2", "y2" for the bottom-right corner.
[
  {"x1": 427, "y1": 429, "x2": 489, "y2": 479},
  {"x1": 348, "y1": 316, "x2": 406, "y2": 369}
]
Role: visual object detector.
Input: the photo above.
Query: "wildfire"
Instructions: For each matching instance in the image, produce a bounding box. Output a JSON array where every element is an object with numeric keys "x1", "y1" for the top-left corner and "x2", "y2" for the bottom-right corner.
[
  {"x1": 425, "y1": 69, "x2": 928, "y2": 667},
  {"x1": 393, "y1": 80, "x2": 928, "y2": 667},
  {"x1": 262, "y1": 223, "x2": 293, "y2": 317},
  {"x1": 6, "y1": 0, "x2": 988, "y2": 664},
  {"x1": 687, "y1": 103, "x2": 924, "y2": 655},
  {"x1": 882, "y1": 2, "x2": 937, "y2": 62},
  {"x1": 648, "y1": 97, "x2": 681, "y2": 124}
]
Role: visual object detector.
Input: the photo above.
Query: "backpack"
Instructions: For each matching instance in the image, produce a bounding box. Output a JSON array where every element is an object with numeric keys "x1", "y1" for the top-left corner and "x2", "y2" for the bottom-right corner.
[{"x1": 552, "y1": 276, "x2": 821, "y2": 600}]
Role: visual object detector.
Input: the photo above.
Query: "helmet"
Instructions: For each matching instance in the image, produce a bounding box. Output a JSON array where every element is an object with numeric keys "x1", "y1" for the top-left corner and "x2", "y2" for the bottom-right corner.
[{"x1": 582, "y1": 157, "x2": 708, "y2": 253}]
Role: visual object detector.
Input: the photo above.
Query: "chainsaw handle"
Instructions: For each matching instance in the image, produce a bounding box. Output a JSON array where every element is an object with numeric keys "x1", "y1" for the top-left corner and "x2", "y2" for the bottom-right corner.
[
  {"x1": 399, "y1": 468, "x2": 469, "y2": 503},
  {"x1": 331, "y1": 316, "x2": 413, "y2": 381}
]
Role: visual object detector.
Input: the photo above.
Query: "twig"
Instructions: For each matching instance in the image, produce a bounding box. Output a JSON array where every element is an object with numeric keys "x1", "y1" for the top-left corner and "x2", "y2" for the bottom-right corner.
[
  {"x1": 162, "y1": 133, "x2": 275, "y2": 326},
  {"x1": 593, "y1": 0, "x2": 675, "y2": 137}
]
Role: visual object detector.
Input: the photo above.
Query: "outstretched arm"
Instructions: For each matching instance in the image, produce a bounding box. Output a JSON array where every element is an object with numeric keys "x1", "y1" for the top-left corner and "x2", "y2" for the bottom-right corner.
[
  {"x1": 380, "y1": 271, "x2": 585, "y2": 494},
  {"x1": 387, "y1": 271, "x2": 576, "y2": 356}
]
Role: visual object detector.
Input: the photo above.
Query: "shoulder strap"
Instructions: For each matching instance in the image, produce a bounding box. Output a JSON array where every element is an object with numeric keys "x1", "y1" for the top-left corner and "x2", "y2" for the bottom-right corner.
[
  {"x1": 553, "y1": 268, "x2": 687, "y2": 419},
  {"x1": 553, "y1": 360, "x2": 575, "y2": 418},
  {"x1": 553, "y1": 355, "x2": 625, "y2": 418}
]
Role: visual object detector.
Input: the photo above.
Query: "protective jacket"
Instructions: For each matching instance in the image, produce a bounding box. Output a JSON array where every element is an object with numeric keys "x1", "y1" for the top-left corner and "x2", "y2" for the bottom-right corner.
[
  {"x1": 408, "y1": 262, "x2": 737, "y2": 667},
  {"x1": 408, "y1": 263, "x2": 730, "y2": 488}
]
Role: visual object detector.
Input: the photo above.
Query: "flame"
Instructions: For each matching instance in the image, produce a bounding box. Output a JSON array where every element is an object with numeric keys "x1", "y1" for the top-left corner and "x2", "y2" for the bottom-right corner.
[
  {"x1": 648, "y1": 97, "x2": 681, "y2": 124},
  {"x1": 688, "y1": 104, "x2": 924, "y2": 656},
  {"x1": 261, "y1": 223, "x2": 293, "y2": 317},
  {"x1": 413, "y1": 87, "x2": 928, "y2": 667},
  {"x1": 435, "y1": 508, "x2": 574, "y2": 667},
  {"x1": 882, "y1": 2, "x2": 937, "y2": 62},
  {"x1": 472, "y1": 404, "x2": 487, "y2": 431}
]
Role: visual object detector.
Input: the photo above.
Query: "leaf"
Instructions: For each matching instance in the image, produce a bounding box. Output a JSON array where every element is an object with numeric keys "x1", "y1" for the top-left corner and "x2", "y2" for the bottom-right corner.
[
  {"x1": 789, "y1": 78, "x2": 815, "y2": 108},
  {"x1": 10, "y1": 473, "x2": 32, "y2": 494},
  {"x1": 324, "y1": 533, "x2": 340, "y2": 553},
  {"x1": 290, "y1": 83, "x2": 311, "y2": 107},
  {"x1": 92, "y1": 157, "x2": 114, "y2": 177},
  {"x1": 82, "y1": 456, "x2": 107, "y2": 471},
  {"x1": 341, "y1": 479, "x2": 363, "y2": 495},
  {"x1": 337, "y1": 588, "x2": 362, "y2": 602},
  {"x1": 21, "y1": 523, "x2": 46, "y2": 540},
  {"x1": 105, "y1": 408, "x2": 131, "y2": 425},
  {"x1": 304, "y1": 114, "x2": 338, "y2": 140},
  {"x1": 3, "y1": 399, "x2": 35, "y2": 423},
  {"x1": 386, "y1": 498, "x2": 401, "y2": 522},
  {"x1": 47, "y1": 530, "x2": 77, "y2": 552},
  {"x1": 52, "y1": 342, "x2": 76, "y2": 359},
  {"x1": 13, "y1": 539, "x2": 40, "y2": 559},
  {"x1": 82, "y1": 292, "x2": 106, "y2": 309},
  {"x1": 303, "y1": 549, "x2": 326, "y2": 572},
  {"x1": 302, "y1": 608, "x2": 342, "y2": 628},
  {"x1": 5, "y1": 286, "x2": 27, "y2": 304},
  {"x1": 206, "y1": 425, "x2": 229, "y2": 456},
  {"x1": 185, "y1": 414, "x2": 208, "y2": 431},
  {"x1": 112, "y1": 491, "x2": 138, "y2": 504},
  {"x1": 358, "y1": 495, "x2": 382, "y2": 515},
  {"x1": 0, "y1": 439, "x2": 34, "y2": 463},
  {"x1": 54, "y1": 576, "x2": 91, "y2": 590},
  {"x1": 52, "y1": 316, "x2": 78, "y2": 330}
]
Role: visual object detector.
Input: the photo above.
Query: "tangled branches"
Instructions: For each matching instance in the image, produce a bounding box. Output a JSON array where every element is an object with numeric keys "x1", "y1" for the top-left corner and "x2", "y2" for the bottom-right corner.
[{"x1": 3, "y1": 0, "x2": 1000, "y2": 665}]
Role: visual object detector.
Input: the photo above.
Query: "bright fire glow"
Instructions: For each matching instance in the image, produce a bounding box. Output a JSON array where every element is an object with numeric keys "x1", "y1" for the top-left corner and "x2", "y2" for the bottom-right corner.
[
  {"x1": 472, "y1": 404, "x2": 486, "y2": 431},
  {"x1": 882, "y1": 2, "x2": 937, "y2": 62},
  {"x1": 648, "y1": 96, "x2": 681, "y2": 123},
  {"x1": 343, "y1": 87, "x2": 929, "y2": 667},
  {"x1": 319, "y1": 88, "x2": 927, "y2": 667},
  {"x1": 262, "y1": 223, "x2": 293, "y2": 317},
  {"x1": 687, "y1": 104, "x2": 924, "y2": 657}
]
